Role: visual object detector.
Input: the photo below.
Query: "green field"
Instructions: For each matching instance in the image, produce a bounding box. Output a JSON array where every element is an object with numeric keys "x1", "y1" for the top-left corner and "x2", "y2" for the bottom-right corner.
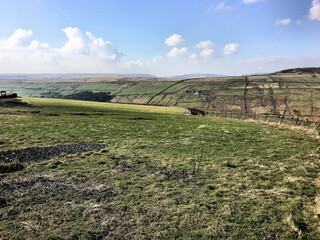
[
  {"x1": 1, "y1": 98, "x2": 320, "y2": 239},
  {"x1": 1, "y1": 71, "x2": 320, "y2": 117}
]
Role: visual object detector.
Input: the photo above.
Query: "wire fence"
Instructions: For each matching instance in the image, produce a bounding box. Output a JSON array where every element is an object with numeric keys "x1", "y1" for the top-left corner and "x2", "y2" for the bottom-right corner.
[{"x1": 207, "y1": 112, "x2": 320, "y2": 135}]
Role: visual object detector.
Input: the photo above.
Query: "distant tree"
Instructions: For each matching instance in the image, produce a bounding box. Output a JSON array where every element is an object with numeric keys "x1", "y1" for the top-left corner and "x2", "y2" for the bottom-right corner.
[{"x1": 63, "y1": 91, "x2": 113, "y2": 102}]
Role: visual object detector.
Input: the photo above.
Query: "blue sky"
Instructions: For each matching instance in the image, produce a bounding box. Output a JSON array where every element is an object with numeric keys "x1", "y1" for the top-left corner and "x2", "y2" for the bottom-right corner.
[{"x1": 0, "y1": 0, "x2": 319, "y2": 76}]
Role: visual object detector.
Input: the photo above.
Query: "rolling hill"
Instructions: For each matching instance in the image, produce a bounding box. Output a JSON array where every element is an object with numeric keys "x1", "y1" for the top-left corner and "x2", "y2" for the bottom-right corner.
[{"x1": 1, "y1": 67, "x2": 320, "y2": 117}]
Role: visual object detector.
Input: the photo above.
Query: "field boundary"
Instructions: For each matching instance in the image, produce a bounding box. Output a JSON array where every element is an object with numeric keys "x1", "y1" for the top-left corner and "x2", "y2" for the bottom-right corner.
[
  {"x1": 208, "y1": 112, "x2": 320, "y2": 135},
  {"x1": 146, "y1": 79, "x2": 186, "y2": 104}
]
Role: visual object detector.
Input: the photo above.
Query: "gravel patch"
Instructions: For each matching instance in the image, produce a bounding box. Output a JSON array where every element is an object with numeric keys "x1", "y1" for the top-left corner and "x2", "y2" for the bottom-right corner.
[{"x1": 0, "y1": 144, "x2": 106, "y2": 163}]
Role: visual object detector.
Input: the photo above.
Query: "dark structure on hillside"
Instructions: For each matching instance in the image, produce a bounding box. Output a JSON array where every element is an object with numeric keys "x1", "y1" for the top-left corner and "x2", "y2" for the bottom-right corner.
[
  {"x1": 188, "y1": 108, "x2": 206, "y2": 116},
  {"x1": 0, "y1": 91, "x2": 17, "y2": 99}
]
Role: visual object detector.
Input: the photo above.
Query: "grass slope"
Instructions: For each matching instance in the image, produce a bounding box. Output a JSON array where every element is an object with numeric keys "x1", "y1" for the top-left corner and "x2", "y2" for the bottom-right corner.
[{"x1": 0, "y1": 98, "x2": 320, "y2": 239}]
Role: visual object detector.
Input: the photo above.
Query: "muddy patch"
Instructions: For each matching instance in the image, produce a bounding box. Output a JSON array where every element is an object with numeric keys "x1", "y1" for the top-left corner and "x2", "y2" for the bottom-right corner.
[{"x1": 0, "y1": 143, "x2": 106, "y2": 164}]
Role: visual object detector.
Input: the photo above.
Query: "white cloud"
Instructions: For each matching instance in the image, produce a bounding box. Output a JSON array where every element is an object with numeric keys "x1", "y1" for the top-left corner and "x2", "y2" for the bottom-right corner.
[
  {"x1": 310, "y1": 0, "x2": 320, "y2": 21},
  {"x1": 195, "y1": 41, "x2": 214, "y2": 58},
  {"x1": 242, "y1": 0, "x2": 259, "y2": 3},
  {"x1": 60, "y1": 27, "x2": 88, "y2": 55},
  {"x1": 86, "y1": 31, "x2": 124, "y2": 61},
  {"x1": 0, "y1": 27, "x2": 124, "y2": 73},
  {"x1": 296, "y1": 19, "x2": 302, "y2": 25},
  {"x1": 0, "y1": 29, "x2": 33, "y2": 49},
  {"x1": 224, "y1": 43, "x2": 239, "y2": 55},
  {"x1": 196, "y1": 41, "x2": 214, "y2": 49},
  {"x1": 200, "y1": 48, "x2": 214, "y2": 58},
  {"x1": 165, "y1": 34, "x2": 186, "y2": 47},
  {"x1": 0, "y1": 29, "x2": 54, "y2": 72},
  {"x1": 188, "y1": 54, "x2": 198, "y2": 64},
  {"x1": 167, "y1": 47, "x2": 188, "y2": 57},
  {"x1": 275, "y1": 18, "x2": 291, "y2": 25},
  {"x1": 59, "y1": 27, "x2": 124, "y2": 61},
  {"x1": 215, "y1": 1, "x2": 230, "y2": 10}
]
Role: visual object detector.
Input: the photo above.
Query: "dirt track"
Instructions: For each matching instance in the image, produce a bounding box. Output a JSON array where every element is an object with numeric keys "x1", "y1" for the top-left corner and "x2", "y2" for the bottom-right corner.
[{"x1": 0, "y1": 144, "x2": 106, "y2": 163}]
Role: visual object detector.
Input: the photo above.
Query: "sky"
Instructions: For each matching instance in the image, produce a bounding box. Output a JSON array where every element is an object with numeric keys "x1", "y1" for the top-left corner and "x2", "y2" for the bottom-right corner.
[{"x1": 0, "y1": 0, "x2": 319, "y2": 76}]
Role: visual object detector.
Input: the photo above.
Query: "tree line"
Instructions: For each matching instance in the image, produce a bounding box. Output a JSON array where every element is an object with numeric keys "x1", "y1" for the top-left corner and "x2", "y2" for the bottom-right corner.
[{"x1": 44, "y1": 91, "x2": 113, "y2": 102}]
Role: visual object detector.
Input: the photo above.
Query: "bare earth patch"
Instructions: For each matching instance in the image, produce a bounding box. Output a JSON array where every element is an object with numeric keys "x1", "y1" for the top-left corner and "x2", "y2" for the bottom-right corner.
[{"x1": 0, "y1": 144, "x2": 106, "y2": 163}]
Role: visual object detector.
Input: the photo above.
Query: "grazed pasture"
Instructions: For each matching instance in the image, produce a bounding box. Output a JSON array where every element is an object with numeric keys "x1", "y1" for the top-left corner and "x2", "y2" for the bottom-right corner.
[{"x1": 0, "y1": 98, "x2": 320, "y2": 239}]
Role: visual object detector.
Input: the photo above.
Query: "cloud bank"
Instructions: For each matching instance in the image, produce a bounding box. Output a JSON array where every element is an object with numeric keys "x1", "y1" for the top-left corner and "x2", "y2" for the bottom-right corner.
[
  {"x1": 0, "y1": 27, "x2": 315, "y2": 77},
  {"x1": 0, "y1": 27, "x2": 124, "y2": 73}
]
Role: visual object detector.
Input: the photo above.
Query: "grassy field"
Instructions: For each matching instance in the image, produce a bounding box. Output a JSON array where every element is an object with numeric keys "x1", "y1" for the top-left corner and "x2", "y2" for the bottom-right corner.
[
  {"x1": 1, "y1": 71, "x2": 320, "y2": 117},
  {"x1": 1, "y1": 98, "x2": 320, "y2": 239}
]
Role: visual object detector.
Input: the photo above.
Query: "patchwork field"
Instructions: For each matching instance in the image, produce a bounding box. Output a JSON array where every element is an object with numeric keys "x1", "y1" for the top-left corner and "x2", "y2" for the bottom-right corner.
[
  {"x1": 1, "y1": 69, "x2": 320, "y2": 117},
  {"x1": 1, "y1": 98, "x2": 320, "y2": 239}
]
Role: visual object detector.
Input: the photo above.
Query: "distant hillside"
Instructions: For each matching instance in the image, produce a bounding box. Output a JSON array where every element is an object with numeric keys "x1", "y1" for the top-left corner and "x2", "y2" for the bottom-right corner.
[
  {"x1": 168, "y1": 73, "x2": 228, "y2": 79},
  {"x1": 0, "y1": 73, "x2": 228, "y2": 80},
  {"x1": 0, "y1": 73, "x2": 157, "y2": 80},
  {"x1": 275, "y1": 67, "x2": 320, "y2": 74},
  {"x1": 1, "y1": 67, "x2": 320, "y2": 117}
]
